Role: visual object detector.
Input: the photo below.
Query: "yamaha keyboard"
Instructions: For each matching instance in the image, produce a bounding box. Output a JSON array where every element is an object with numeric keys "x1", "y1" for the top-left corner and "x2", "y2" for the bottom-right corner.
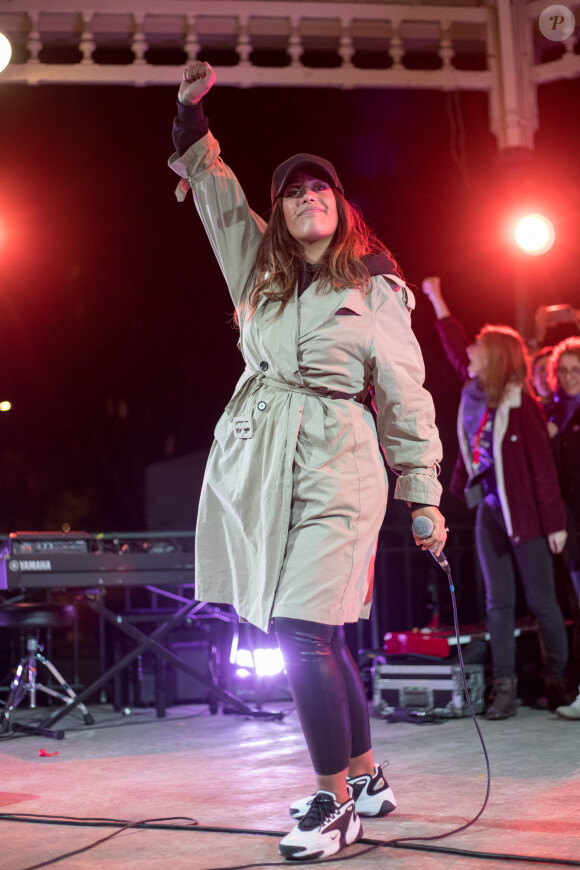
[
  {"x1": 0, "y1": 531, "x2": 195, "y2": 590},
  {"x1": 0, "y1": 531, "x2": 277, "y2": 732}
]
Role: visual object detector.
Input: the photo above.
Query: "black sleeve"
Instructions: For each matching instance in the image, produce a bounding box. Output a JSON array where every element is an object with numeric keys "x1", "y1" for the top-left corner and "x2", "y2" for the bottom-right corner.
[{"x1": 172, "y1": 101, "x2": 209, "y2": 156}]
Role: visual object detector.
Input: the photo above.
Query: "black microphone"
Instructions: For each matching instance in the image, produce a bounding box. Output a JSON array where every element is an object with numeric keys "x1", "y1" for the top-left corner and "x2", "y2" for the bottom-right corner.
[{"x1": 412, "y1": 515, "x2": 449, "y2": 570}]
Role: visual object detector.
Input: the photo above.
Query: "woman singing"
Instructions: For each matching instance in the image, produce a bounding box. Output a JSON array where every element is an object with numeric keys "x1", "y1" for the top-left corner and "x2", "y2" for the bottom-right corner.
[{"x1": 169, "y1": 62, "x2": 446, "y2": 861}]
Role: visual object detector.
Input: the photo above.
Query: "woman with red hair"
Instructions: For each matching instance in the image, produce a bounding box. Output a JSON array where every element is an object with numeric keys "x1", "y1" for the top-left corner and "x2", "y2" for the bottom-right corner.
[{"x1": 423, "y1": 277, "x2": 570, "y2": 719}]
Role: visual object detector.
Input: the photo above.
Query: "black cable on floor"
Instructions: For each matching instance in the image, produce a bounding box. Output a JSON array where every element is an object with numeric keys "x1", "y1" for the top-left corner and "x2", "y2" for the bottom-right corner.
[
  {"x1": 388, "y1": 840, "x2": 580, "y2": 865},
  {"x1": 2, "y1": 813, "x2": 579, "y2": 869},
  {"x1": 2, "y1": 559, "x2": 575, "y2": 869},
  {"x1": 0, "y1": 708, "x2": 208, "y2": 741},
  {"x1": 5, "y1": 817, "x2": 198, "y2": 870},
  {"x1": 0, "y1": 704, "x2": 297, "y2": 741}
]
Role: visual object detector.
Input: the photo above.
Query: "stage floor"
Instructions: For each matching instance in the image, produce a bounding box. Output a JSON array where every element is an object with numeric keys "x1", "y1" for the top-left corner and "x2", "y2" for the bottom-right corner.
[{"x1": 0, "y1": 700, "x2": 578, "y2": 870}]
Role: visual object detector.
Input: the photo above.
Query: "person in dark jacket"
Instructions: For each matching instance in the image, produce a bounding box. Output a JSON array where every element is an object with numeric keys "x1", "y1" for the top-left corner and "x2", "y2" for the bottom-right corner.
[
  {"x1": 422, "y1": 276, "x2": 569, "y2": 719},
  {"x1": 547, "y1": 336, "x2": 580, "y2": 718}
]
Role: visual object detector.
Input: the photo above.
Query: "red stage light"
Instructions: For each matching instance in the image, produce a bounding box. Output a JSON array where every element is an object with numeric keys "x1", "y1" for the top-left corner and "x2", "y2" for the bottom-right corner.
[
  {"x1": 0, "y1": 32, "x2": 11, "y2": 73},
  {"x1": 514, "y1": 213, "x2": 555, "y2": 255}
]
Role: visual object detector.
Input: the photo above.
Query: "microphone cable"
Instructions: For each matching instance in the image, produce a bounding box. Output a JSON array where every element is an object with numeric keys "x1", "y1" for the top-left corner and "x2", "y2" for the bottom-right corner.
[
  {"x1": 5, "y1": 531, "x2": 578, "y2": 869},
  {"x1": 388, "y1": 536, "x2": 492, "y2": 842},
  {"x1": 401, "y1": 515, "x2": 491, "y2": 838}
]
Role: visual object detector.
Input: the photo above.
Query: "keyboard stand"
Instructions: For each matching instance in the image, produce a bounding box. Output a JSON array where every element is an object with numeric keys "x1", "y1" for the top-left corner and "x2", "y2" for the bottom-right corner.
[{"x1": 33, "y1": 590, "x2": 284, "y2": 737}]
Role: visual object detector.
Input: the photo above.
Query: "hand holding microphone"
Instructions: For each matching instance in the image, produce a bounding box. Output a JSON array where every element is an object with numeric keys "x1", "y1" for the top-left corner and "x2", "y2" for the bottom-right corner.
[{"x1": 412, "y1": 513, "x2": 449, "y2": 570}]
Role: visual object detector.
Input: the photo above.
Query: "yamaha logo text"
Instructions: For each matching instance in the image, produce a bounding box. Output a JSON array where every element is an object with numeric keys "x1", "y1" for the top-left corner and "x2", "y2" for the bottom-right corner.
[{"x1": 8, "y1": 559, "x2": 52, "y2": 572}]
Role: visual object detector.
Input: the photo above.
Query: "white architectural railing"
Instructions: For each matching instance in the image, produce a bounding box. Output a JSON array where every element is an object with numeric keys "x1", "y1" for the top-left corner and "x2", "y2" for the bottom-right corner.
[{"x1": 0, "y1": 1, "x2": 578, "y2": 149}]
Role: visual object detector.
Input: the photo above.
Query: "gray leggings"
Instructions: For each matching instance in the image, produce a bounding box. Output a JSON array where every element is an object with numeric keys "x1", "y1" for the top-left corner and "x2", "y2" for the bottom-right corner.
[
  {"x1": 273, "y1": 617, "x2": 372, "y2": 775},
  {"x1": 475, "y1": 496, "x2": 568, "y2": 680}
]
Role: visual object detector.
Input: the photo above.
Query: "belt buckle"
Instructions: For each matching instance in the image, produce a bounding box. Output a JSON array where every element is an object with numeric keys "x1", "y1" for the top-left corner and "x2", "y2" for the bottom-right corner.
[{"x1": 234, "y1": 416, "x2": 254, "y2": 439}]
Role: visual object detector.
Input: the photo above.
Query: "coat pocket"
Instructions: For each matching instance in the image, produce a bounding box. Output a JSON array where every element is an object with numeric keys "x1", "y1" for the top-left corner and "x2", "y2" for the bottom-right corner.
[
  {"x1": 297, "y1": 400, "x2": 334, "y2": 469},
  {"x1": 213, "y1": 412, "x2": 233, "y2": 450}
]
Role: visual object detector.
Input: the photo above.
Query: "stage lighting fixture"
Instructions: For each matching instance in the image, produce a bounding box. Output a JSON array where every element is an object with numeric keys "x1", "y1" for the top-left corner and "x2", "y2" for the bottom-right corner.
[
  {"x1": 253, "y1": 647, "x2": 285, "y2": 677},
  {"x1": 234, "y1": 647, "x2": 285, "y2": 677},
  {"x1": 514, "y1": 214, "x2": 555, "y2": 255},
  {"x1": 235, "y1": 648, "x2": 254, "y2": 669},
  {"x1": 230, "y1": 643, "x2": 291, "y2": 701},
  {"x1": 0, "y1": 32, "x2": 12, "y2": 74},
  {"x1": 228, "y1": 622, "x2": 291, "y2": 701}
]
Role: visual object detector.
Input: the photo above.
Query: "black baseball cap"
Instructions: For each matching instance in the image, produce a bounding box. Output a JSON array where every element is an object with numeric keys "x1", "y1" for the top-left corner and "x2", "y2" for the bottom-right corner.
[{"x1": 271, "y1": 153, "x2": 344, "y2": 204}]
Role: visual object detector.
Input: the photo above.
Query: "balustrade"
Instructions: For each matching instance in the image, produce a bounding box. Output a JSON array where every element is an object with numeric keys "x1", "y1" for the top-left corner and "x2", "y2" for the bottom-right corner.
[
  {"x1": 0, "y1": 1, "x2": 501, "y2": 90},
  {"x1": 0, "y1": 1, "x2": 578, "y2": 149}
]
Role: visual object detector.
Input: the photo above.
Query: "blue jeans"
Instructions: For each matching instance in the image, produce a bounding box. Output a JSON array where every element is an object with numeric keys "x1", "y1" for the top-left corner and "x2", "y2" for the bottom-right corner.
[{"x1": 475, "y1": 495, "x2": 568, "y2": 680}]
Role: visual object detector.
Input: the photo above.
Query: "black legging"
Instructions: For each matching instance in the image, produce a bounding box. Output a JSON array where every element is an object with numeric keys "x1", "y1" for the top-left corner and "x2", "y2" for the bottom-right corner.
[{"x1": 273, "y1": 617, "x2": 372, "y2": 775}]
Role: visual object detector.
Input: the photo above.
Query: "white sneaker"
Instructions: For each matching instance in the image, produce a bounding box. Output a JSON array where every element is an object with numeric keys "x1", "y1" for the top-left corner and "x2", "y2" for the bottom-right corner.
[
  {"x1": 290, "y1": 763, "x2": 396, "y2": 819},
  {"x1": 556, "y1": 688, "x2": 580, "y2": 720},
  {"x1": 279, "y1": 790, "x2": 362, "y2": 861}
]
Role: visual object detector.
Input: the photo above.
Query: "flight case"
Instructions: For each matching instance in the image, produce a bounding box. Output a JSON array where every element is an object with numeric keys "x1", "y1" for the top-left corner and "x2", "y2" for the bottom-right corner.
[{"x1": 373, "y1": 661, "x2": 485, "y2": 718}]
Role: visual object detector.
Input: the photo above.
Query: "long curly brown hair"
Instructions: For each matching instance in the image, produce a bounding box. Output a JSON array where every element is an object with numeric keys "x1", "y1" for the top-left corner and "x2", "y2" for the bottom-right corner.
[{"x1": 239, "y1": 191, "x2": 401, "y2": 322}]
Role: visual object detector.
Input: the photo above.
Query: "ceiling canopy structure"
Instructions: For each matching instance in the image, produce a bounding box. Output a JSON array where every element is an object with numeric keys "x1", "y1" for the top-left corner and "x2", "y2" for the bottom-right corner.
[{"x1": 0, "y1": 0, "x2": 578, "y2": 150}]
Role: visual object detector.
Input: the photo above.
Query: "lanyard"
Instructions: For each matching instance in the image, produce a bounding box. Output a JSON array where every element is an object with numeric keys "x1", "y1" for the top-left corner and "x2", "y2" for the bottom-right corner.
[{"x1": 472, "y1": 408, "x2": 489, "y2": 467}]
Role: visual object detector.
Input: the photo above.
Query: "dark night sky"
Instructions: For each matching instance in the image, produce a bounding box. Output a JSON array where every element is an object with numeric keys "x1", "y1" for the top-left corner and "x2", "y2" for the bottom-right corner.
[{"x1": 0, "y1": 76, "x2": 578, "y2": 533}]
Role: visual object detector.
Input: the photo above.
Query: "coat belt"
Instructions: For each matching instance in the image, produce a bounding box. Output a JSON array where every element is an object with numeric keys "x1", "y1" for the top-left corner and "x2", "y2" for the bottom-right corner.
[{"x1": 225, "y1": 371, "x2": 359, "y2": 416}]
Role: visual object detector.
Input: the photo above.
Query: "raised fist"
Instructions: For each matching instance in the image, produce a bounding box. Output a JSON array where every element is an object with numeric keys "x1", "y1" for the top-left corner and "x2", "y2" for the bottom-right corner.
[
  {"x1": 178, "y1": 62, "x2": 216, "y2": 105},
  {"x1": 421, "y1": 276, "x2": 441, "y2": 299}
]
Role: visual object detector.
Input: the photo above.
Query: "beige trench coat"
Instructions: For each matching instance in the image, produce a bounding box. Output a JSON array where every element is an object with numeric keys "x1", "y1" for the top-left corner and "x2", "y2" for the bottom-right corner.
[{"x1": 169, "y1": 132, "x2": 443, "y2": 633}]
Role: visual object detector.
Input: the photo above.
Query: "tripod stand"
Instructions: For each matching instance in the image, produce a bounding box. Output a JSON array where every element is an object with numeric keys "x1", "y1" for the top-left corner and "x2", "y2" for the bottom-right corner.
[{"x1": 1, "y1": 631, "x2": 95, "y2": 736}]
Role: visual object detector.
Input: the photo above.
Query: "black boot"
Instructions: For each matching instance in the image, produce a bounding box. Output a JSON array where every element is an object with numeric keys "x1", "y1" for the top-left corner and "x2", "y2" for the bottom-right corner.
[{"x1": 486, "y1": 677, "x2": 517, "y2": 720}]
